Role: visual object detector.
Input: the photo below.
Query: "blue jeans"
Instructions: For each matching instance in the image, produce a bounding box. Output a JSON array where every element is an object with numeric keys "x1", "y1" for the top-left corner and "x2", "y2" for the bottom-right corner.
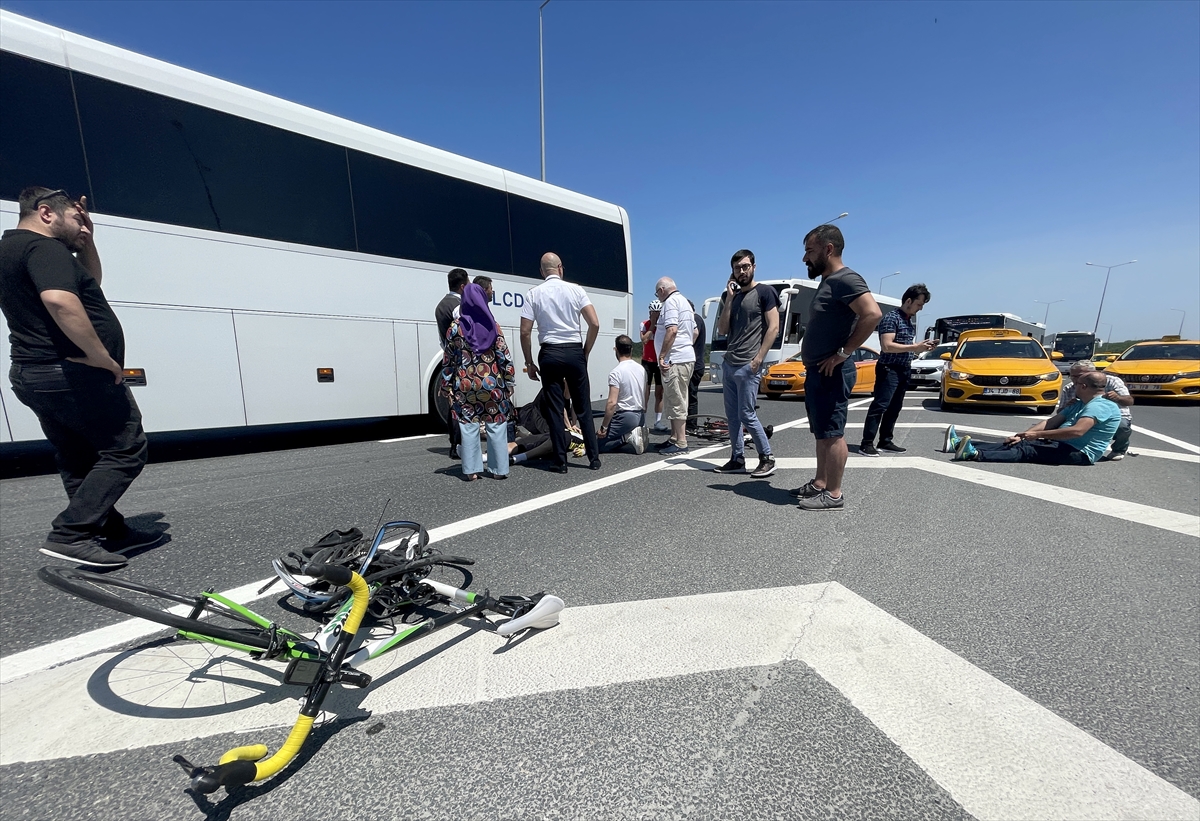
[
  {"x1": 459, "y1": 419, "x2": 509, "y2": 476},
  {"x1": 974, "y1": 440, "x2": 1090, "y2": 465},
  {"x1": 600, "y1": 410, "x2": 644, "y2": 452},
  {"x1": 721, "y1": 360, "x2": 771, "y2": 460}
]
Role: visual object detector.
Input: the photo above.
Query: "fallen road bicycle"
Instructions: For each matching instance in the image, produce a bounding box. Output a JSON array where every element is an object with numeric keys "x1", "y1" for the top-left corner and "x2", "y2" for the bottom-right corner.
[{"x1": 37, "y1": 520, "x2": 564, "y2": 794}]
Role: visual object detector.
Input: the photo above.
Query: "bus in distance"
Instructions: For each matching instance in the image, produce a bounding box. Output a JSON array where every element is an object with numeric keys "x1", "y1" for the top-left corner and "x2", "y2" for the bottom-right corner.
[
  {"x1": 1044, "y1": 331, "x2": 1098, "y2": 372},
  {"x1": 0, "y1": 11, "x2": 633, "y2": 444},
  {"x1": 926, "y1": 313, "x2": 1045, "y2": 344}
]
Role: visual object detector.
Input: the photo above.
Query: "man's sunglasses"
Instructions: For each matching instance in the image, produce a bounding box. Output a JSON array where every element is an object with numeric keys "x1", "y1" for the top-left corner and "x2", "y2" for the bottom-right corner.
[{"x1": 33, "y1": 189, "x2": 71, "y2": 207}]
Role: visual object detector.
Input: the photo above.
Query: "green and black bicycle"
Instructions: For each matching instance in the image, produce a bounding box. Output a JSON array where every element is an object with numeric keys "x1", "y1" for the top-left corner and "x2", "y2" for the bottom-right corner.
[{"x1": 38, "y1": 520, "x2": 564, "y2": 794}]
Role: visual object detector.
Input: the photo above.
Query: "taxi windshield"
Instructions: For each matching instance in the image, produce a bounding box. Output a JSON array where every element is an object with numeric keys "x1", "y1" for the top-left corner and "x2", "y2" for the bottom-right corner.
[
  {"x1": 956, "y1": 339, "x2": 1048, "y2": 360},
  {"x1": 916, "y1": 344, "x2": 956, "y2": 361},
  {"x1": 1119, "y1": 344, "x2": 1200, "y2": 361}
]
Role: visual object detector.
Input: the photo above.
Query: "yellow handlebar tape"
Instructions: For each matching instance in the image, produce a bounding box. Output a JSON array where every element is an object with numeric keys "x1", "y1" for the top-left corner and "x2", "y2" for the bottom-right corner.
[
  {"x1": 343, "y1": 571, "x2": 369, "y2": 636},
  {"x1": 218, "y1": 744, "x2": 269, "y2": 765}
]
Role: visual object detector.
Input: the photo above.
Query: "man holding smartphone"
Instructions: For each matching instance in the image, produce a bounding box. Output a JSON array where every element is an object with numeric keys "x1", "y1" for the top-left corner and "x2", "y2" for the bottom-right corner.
[
  {"x1": 1, "y1": 187, "x2": 157, "y2": 567},
  {"x1": 712, "y1": 249, "x2": 779, "y2": 478}
]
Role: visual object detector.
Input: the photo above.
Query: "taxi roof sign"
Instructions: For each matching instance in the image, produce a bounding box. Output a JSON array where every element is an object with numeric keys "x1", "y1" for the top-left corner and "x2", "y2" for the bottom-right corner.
[{"x1": 956, "y1": 328, "x2": 1026, "y2": 341}]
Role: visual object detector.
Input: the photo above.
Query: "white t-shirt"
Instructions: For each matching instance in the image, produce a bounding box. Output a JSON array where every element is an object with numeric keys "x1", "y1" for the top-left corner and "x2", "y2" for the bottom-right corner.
[
  {"x1": 654, "y1": 291, "x2": 697, "y2": 364},
  {"x1": 520, "y1": 275, "x2": 592, "y2": 345},
  {"x1": 608, "y1": 359, "x2": 647, "y2": 412}
]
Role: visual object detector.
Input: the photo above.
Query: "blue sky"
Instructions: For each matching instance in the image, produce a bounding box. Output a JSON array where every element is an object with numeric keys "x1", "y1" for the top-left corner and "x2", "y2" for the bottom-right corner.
[{"x1": 4, "y1": 0, "x2": 1198, "y2": 342}]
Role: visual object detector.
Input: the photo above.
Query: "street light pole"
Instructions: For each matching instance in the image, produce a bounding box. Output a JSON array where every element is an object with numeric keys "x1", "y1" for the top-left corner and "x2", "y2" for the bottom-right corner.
[
  {"x1": 1085, "y1": 260, "x2": 1136, "y2": 335},
  {"x1": 1099, "y1": 323, "x2": 1112, "y2": 343},
  {"x1": 822, "y1": 212, "x2": 849, "y2": 225},
  {"x1": 1034, "y1": 299, "x2": 1063, "y2": 326},
  {"x1": 1170, "y1": 309, "x2": 1186, "y2": 336},
  {"x1": 539, "y1": 0, "x2": 551, "y2": 182},
  {"x1": 879, "y1": 271, "x2": 900, "y2": 294}
]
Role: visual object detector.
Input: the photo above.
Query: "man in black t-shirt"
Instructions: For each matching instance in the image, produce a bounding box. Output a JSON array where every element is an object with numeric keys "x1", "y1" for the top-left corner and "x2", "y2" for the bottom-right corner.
[
  {"x1": 792, "y1": 224, "x2": 881, "y2": 511},
  {"x1": 434, "y1": 268, "x2": 469, "y2": 459},
  {"x1": 0, "y1": 187, "x2": 156, "y2": 568}
]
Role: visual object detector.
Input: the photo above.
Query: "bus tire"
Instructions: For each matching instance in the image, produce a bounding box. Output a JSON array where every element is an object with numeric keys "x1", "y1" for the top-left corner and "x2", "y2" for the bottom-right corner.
[{"x1": 428, "y1": 375, "x2": 452, "y2": 430}]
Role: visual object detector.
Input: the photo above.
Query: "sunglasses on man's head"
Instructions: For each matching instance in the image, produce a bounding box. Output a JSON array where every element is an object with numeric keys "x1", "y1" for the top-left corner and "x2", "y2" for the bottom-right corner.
[{"x1": 33, "y1": 189, "x2": 70, "y2": 207}]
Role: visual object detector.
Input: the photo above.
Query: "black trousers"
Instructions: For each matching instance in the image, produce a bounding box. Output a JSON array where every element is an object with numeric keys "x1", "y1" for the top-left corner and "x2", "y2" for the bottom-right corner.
[
  {"x1": 686, "y1": 361, "x2": 704, "y2": 422},
  {"x1": 10, "y1": 362, "x2": 148, "y2": 543},
  {"x1": 537, "y1": 343, "x2": 598, "y2": 466},
  {"x1": 862, "y1": 361, "x2": 909, "y2": 445}
]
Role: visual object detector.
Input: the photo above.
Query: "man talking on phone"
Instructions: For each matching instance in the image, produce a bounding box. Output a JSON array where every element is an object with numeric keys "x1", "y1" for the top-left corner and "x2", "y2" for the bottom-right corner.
[
  {"x1": 0, "y1": 187, "x2": 157, "y2": 567},
  {"x1": 712, "y1": 249, "x2": 779, "y2": 478}
]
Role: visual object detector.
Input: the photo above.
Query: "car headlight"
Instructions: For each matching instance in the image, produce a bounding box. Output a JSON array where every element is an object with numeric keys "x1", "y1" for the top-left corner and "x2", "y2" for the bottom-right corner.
[
  {"x1": 948, "y1": 370, "x2": 970, "y2": 381},
  {"x1": 1175, "y1": 371, "x2": 1200, "y2": 379},
  {"x1": 1038, "y1": 371, "x2": 1060, "y2": 381}
]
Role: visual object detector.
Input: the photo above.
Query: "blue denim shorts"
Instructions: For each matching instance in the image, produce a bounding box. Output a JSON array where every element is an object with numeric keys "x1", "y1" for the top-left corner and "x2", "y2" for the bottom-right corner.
[{"x1": 804, "y1": 358, "x2": 856, "y2": 439}]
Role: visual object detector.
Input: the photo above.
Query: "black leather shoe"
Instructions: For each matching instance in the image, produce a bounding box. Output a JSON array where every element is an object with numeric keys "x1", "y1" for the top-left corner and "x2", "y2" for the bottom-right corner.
[
  {"x1": 551, "y1": 463, "x2": 568, "y2": 474},
  {"x1": 589, "y1": 459, "x2": 602, "y2": 470},
  {"x1": 449, "y1": 446, "x2": 460, "y2": 460}
]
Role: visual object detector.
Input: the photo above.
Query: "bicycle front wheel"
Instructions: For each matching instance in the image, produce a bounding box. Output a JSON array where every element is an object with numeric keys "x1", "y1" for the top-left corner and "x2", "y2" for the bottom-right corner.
[{"x1": 39, "y1": 567, "x2": 277, "y2": 651}]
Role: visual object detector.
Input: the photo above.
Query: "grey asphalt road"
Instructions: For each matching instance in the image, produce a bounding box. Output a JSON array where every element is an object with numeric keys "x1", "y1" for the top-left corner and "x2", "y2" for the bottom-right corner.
[{"x1": 1, "y1": 386, "x2": 1197, "y2": 820}]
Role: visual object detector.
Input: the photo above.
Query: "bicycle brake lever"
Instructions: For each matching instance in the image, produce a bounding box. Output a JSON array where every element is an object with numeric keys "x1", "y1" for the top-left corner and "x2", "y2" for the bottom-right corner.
[{"x1": 172, "y1": 753, "x2": 206, "y2": 778}]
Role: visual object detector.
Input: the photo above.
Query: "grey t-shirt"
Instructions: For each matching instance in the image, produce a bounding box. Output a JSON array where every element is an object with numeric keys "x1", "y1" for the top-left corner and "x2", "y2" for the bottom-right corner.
[
  {"x1": 724, "y1": 284, "x2": 779, "y2": 366},
  {"x1": 801, "y1": 267, "x2": 870, "y2": 366}
]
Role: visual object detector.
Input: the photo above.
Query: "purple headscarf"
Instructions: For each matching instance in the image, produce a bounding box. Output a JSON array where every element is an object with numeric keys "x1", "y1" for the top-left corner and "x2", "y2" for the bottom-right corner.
[{"x1": 459, "y1": 283, "x2": 498, "y2": 352}]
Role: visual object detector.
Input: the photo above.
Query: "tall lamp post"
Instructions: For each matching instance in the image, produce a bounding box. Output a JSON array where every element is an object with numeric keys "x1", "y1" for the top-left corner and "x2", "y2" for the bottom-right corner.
[
  {"x1": 823, "y1": 212, "x2": 849, "y2": 225},
  {"x1": 1098, "y1": 323, "x2": 1112, "y2": 344},
  {"x1": 879, "y1": 271, "x2": 900, "y2": 294},
  {"x1": 1034, "y1": 299, "x2": 1063, "y2": 326},
  {"x1": 539, "y1": 0, "x2": 551, "y2": 182},
  {"x1": 1170, "y1": 309, "x2": 1186, "y2": 336},
  {"x1": 1086, "y1": 260, "x2": 1136, "y2": 335}
]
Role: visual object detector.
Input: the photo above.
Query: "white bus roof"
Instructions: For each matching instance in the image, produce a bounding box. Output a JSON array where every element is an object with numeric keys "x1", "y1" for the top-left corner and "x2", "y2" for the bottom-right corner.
[{"x1": 0, "y1": 10, "x2": 623, "y2": 224}]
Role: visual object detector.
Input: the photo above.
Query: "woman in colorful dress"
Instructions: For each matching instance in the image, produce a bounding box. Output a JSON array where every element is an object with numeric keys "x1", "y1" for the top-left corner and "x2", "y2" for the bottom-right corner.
[{"x1": 442, "y1": 283, "x2": 516, "y2": 481}]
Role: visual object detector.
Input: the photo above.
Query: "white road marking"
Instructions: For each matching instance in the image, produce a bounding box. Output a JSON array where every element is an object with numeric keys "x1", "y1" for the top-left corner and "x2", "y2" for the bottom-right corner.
[
  {"x1": 686, "y1": 456, "x2": 1200, "y2": 537},
  {"x1": 378, "y1": 433, "x2": 441, "y2": 443},
  {"x1": 1131, "y1": 424, "x2": 1200, "y2": 454},
  {"x1": 3, "y1": 583, "x2": 1195, "y2": 821}
]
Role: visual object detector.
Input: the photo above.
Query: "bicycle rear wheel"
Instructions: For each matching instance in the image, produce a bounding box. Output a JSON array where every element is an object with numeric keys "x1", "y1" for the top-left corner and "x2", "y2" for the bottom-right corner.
[
  {"x1": 687, "y1": 415, "x2": 731, "y2": 444},
  {"x1": 39, "y1": 567, "x2": 277, "y2": 651}
]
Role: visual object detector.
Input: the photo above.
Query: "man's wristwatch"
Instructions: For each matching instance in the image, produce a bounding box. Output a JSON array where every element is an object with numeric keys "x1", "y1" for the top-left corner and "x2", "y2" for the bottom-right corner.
[{"x1": 836, "y1": 347, "x2": 850, "y2": 359}]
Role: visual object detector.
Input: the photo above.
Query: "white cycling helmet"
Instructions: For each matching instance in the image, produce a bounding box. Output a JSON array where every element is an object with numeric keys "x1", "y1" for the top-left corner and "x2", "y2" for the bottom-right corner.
[{"x1": 648, "y1": 299, "x2": 662, "y2": 312}]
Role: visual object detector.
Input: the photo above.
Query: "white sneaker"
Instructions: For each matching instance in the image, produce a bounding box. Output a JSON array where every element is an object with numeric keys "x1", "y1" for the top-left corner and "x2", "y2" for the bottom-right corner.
[{"x1": 628, "y1": 426, "x2": 646, "y2": 455}]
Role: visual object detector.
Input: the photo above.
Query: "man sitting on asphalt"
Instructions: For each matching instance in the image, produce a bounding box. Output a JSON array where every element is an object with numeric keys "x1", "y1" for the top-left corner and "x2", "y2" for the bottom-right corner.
[
  {"x1": 946, "y1": 371, "x2": 1120, "y2": 465},
  {"x1": 1057, "y1": 361, "x2": 1134, "y2": 461}
]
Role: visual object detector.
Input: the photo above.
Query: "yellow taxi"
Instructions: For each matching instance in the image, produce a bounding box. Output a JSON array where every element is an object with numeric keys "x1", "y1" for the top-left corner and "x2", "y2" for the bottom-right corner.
[
  {"x1": 939, "y1": 328, "x2": 1063, "y2": 413},
  {"x1": 761, "y1": 347, "x2": 879, "y2": 398},
  {"x1": 1092, "y1": 353, "x2": 1116, "y2": 371},
  {"x1": 1103, "y1": 337, "x2": 1200, "y2": 400}
]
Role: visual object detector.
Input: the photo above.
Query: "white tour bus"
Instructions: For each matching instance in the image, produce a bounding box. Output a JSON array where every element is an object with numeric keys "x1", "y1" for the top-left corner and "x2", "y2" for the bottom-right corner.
[
  {"x1": 700, "y1": 277, "x2": 902, "y2": 383},
  {"x1": 0, "y1": 11, "x2": 633, "y2": 444}
]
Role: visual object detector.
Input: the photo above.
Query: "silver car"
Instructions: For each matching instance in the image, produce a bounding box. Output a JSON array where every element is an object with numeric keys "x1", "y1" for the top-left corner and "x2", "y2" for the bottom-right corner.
[{"x1": 909, "y1": 342, "x2": 958, "y2": 389}]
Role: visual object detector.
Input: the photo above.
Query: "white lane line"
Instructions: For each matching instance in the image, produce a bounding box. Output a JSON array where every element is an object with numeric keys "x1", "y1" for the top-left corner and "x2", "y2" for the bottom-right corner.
[
  {"x1": 0, "y1": 439, "x2": 733, "y2": 685},
  {"x1": 5, "y1": 583, "x2": 1196, "y2": 821},
  {"x1": 682, "y1": 456, "x2": 1200, "y2": 537},
  {"x1": 1131, "y1": 424, "x2": 1200, "y2": 454},
  {"x1": 378, "y1": 433, "x2": 441, "y2": 443}
]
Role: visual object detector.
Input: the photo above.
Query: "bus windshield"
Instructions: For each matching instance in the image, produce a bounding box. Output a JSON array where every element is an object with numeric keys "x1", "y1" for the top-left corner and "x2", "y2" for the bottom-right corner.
[
  {"x1": 956, "y1": 339, "x2": 1048, "y2": 360},
  {"x1": 1053, "y1": 334, "x2": 1095, "y2": 360}
]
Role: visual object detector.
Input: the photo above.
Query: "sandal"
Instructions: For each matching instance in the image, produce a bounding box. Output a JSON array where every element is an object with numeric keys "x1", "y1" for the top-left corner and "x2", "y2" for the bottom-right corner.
[{"x1": 461, "y1": 473, "x2": 479, "y2": 482}]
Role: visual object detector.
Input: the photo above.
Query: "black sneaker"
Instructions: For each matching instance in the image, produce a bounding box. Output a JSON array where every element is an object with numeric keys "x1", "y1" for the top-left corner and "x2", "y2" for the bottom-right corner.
[
  {"x1": 860, "y1": 442, "x2": 879, "y2": 457},
  {"x1": 878, "y1": 441, "x2": 906, "y2": 453},
  {"x1": 764, "y1": 424, "x2": 774, "y2": 439},
  {"x1": 449, "y1": 445, "x2": 460, "y2": 460},
  {"x1": 589, "y1": 458, "x2": 602, "y2": 470},
  {"x1": 788, "y1": 480, "x2": 824, "y2": 498},
  {"x1": 712, "y1": 457, "x2": 746, "y2": 474},
  {"x1": 99, "y1": 527, "x2": 165, "y2": 553},
  {"x1": 797, "y1": 490, "x2": 845, "y2": 511},
  {"x1": 654, "y1": 438, "x2": 678, "y2": 451},
  {"x1": 749, "y1": 456, "x2": 776, "y2": 478},
  {"x1": 39, "y1": 539, "x2": 127, "y2": 568}
]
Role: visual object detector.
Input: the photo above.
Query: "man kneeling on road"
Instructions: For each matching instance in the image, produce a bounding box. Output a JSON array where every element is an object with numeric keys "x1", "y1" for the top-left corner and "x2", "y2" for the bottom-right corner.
[
  {"x1": 597, "y1": 335, "x2": 648, "y2": 454},
  {"x1": 946, "y1": 371, "x2": 1120, "y2": 465}
]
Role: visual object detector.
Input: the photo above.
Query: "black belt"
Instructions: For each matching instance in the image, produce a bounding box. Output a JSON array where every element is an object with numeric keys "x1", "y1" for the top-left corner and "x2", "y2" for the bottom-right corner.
[{"x1": 540, "y1": 342, "x2": 583, "y2": 348}]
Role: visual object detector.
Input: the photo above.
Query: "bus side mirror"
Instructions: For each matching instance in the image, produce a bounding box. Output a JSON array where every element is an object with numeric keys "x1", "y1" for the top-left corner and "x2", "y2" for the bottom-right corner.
[
  {"x1": 702, "y1": 296, "x2": 719, "y2": 319},
  {"x1": 940, "y1": 353, "x2": 952, "y2": 360}
]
